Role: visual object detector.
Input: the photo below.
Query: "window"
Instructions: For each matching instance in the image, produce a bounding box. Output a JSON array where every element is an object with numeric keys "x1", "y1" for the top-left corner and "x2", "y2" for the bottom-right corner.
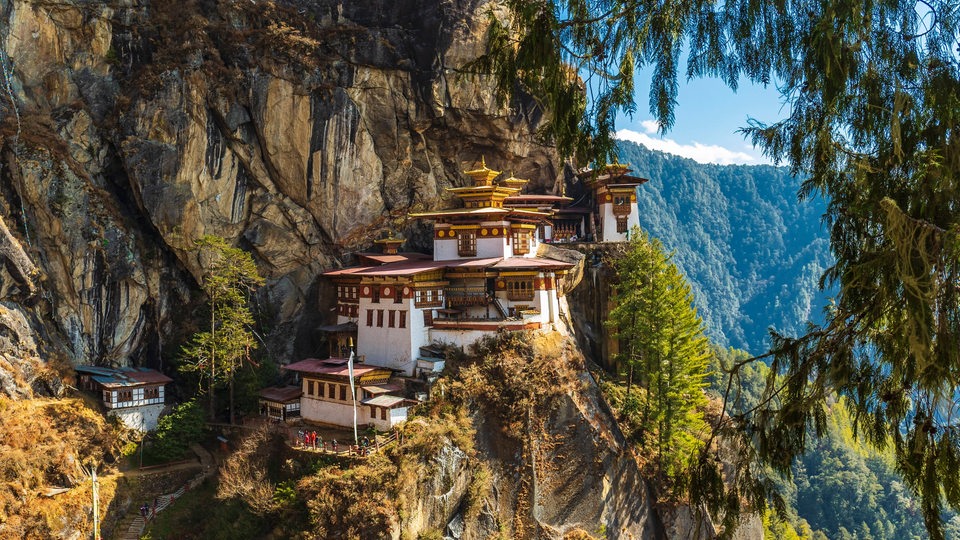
[
  {"x1": 372, "y1": 287, "x2": 380, "y2": 303},
  {"x1": 318, "y1": 382, "x2": 325, "y2": 398},
  {"x1": 377, "y1": 309, "x2": 384, "y2": 327},
  {"x1": 616, "y1": 216, "x2": 629, "y2": 233},
  {"x1": 506, "y1": 279, "x2": 535, "y2": 301},
  {"x1": 388, "y1": 310, "x2": 396, "y2": 328},
  {"x1": 512, "y1": 230, "x2": 530, "y2": 255},
  {"x1": 381, "y1": 407, "x2": 387, "y2": 420},
  {"x1": 307, "y1": 381, "x2": 315, "y2": 396},
  {"x1": 328, "y1": 383, "x2": 336, "y2": 398},
  {"x1": 415, "y1": 288, "x2": 443, "y2": 308},
  {"x1": 394, "y1": 287, "x2": 403, "y2": 303},
  {"x1": 399, "y1": 310, "x2": 407, "y2": 328},
  {"x1": 424, "y1": 310, "x2": 434, "y2": 326},
  {"x1": 103, "y1": 391, "x2": 112, "y2": 403},
  {"x1": 340, "y1": 385, "x2": 347, "y2": 401},
  {"x1": 370, "y1": 407, "x2": 376, "y2": 419},
  {"x1": 118, "y1": 389, "x2": 132, "y2": 402},
  {"x1": 366, "y1": 309, "x2": 374, "y2": 327},
  {"x1": 145, "y1": 387, "x2": 160, "y2": 400},
  {"x1": 457, "y1": 231, "x2": 476, "y2": 257}
]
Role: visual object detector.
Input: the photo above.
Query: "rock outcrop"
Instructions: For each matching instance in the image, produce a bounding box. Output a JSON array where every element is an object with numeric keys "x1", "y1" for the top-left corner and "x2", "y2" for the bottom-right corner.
[{"x1": 0, "y1": 0, "x2": 560, "y2": 383}]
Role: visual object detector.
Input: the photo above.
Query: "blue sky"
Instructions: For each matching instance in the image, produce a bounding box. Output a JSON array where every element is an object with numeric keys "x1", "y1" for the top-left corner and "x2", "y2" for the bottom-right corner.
[{"x1": 615, "y1": 70, "x2": 789, "y2": 165}]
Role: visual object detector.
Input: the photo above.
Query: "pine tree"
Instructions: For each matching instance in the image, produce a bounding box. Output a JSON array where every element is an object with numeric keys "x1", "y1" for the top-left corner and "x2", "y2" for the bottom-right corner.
[
  {"x1": 180, "y1": 236, "x2": 265, "y2": 423},
  {"x1": 607, "y1": 227, "x2": 711, "y2": 480}
]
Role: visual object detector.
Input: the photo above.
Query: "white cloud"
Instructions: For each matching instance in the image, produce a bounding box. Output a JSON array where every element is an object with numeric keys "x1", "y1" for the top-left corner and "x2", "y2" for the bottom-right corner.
[
  {"x1": 639, "y1": 120, "x2": 660, "y2": 134},
  {"x1": 615, "y1": 128, "x2": 764, "y2": 166}
]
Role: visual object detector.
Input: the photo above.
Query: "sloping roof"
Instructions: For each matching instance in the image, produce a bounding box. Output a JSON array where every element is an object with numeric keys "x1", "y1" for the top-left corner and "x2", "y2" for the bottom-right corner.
[
  {"x1": 317, "y1": 322, "x2": 358, "y2": 333},
  {"x1": 324, "y1": 257, "x2": 505, "y2": 278},
  {"x1": 75, "y1": 365, "x2": 172, "y2": 388},
  {"x1": 259, "y1": 385, "x2": 302, "y2": 403},
  {"x1": 283, "y1": 358, "x2": 390, "y2": 378},
  {"x1": 408, "y1": 207, "x2": 509, "y2": 218},
  {"x1": 356, "y1": 252, "x2": 431, "y2": 265},
  {"x1": 361, "y1": 395, "x2": 408, "y2": 408},
  {"x1": 361, "y1": 383, "x2": 402, "y2": 395},
  {"x1": 492, "y1": 257, "x2": 574, "y2": 270}
]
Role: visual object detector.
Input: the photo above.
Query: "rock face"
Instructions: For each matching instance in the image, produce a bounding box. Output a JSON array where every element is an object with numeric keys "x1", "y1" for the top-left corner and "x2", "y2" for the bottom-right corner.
[{"x1": 0, "y1": 0, "x2": 560, "y2": 384}]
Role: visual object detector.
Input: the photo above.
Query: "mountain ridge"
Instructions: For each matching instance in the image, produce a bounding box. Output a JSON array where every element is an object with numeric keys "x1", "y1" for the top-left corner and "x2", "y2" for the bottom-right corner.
[{"x1": 617, "y1": 140, "x2": 834, "y2": 354}]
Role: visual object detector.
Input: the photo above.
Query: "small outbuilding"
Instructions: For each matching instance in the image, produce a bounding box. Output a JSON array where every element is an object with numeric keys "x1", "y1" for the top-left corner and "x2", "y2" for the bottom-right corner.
[
  {"x1": 75, "y1": 365, "x2": 172, "y2": 431},
  {"x1": 258, "y1": 385, "x2": 303, "y2": 421}
]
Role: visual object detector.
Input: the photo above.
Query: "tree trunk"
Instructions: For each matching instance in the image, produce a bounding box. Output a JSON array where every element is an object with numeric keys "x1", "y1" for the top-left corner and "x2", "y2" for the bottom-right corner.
[
  {"x1": 209, "y1": 293, "x2": 216, "y2": 421},
  {"x1": 229, "y1": 367, "x2": 235, "y2": 425}
]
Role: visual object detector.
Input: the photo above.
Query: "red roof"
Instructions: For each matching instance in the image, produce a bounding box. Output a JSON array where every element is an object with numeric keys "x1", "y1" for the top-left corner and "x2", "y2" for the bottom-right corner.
[
  {"x1": 259, "y1": 385, "x2": 302, "y2": 403},
  {"x1": 356, "y1": 252, "x2": 431, "y2": 265},
  {"x1": 324, "y1": 257, "x2": 504, "y2": 278},
  {"x1": 283, "y1": 358, "x2": 390, "y2": 378},
  {"x1": 492, "y1": 257, "x2": 574, "y2": 270}
]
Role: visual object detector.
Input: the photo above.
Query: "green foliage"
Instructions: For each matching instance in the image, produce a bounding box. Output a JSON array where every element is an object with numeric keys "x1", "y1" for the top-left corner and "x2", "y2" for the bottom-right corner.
[
  {"x1": 145, "y1": 400, "x2": 205, "y2": 463},
  {"x1": 712, "y1": 348, "x2": 960, "y2": 540},
  {"x1": 605, "y1": 228, "x2": 712, "y2": 485},
  {"x1": 618, "y1": 141, "x2": 832, "y2": 353},
  {"x1": 489, "y1": 1, "x2": 960, "y2": 536},
  {"x1": 179, "y1": 235, "x2": 265, "y2": 421}
]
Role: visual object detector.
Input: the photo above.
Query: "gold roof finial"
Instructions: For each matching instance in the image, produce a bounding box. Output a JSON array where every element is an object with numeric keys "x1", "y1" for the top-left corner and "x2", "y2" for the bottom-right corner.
[{"x1": 463, "y1": 156, "x2": 501, "y2": 186}]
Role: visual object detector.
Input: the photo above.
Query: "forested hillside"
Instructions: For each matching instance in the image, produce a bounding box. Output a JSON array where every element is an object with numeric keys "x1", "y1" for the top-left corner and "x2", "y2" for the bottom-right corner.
[
  {"x1": 711, "y1": 348, "x2": 960, "y2": 540},
  {"x1": 617, "y1": 141, "x2": 833, "y2": 354}
]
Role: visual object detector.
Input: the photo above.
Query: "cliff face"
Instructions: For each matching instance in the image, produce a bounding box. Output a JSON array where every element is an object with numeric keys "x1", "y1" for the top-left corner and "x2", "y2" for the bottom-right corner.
[{"x1": 0, "y1": 0, "x2": 560, "y2": 393}]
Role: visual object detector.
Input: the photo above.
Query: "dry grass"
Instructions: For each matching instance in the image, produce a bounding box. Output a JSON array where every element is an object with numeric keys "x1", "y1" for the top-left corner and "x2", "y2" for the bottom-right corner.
[{"x1": 0, "y1": 395, "x2": 129, "y2": 539}]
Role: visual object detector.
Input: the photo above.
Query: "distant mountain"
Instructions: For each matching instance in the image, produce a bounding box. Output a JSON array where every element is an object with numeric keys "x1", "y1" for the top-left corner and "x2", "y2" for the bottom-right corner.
[{"x1": 616, "y1": 140, "x2": 833, "y2": 354}]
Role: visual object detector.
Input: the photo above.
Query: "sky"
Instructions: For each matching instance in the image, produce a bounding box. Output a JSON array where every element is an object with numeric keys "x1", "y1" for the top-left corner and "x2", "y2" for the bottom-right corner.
[{"x1": 615, "y1": 70, "x2": 789, "y2": 166}]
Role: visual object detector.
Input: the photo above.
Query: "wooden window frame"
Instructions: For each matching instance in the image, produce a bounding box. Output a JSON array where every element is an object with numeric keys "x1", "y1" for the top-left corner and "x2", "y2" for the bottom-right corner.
[
  {"x1": 506, "y1": 279, "x2": 535, "y2": 301},
  {"x1": 377, "y1": 309, "x2": 384, "y2": 327},
  {"x1": 457, "y1": 231, "x2": 477, "y2": 257},
  {"x1": 388, "y1": 310, "x2": 396, "y2": 328},
  {"x1": 512, "y1": 230, "x2": 530, "y2": 255},
  {"x1": 399, "y1": 310, "x2": 407, "y2": 328}
]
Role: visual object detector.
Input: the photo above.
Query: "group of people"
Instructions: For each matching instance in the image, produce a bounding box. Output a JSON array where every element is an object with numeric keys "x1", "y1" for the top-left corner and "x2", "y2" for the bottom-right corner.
[{"x1": 294, "y1": 429, "x2": 383, "y2": 455}]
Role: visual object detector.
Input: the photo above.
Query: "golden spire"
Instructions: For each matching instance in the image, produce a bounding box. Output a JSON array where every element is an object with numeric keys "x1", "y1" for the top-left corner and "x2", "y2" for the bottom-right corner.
[
  {"x1": 500, "y1": 171, "x2": 530, "y2": 190},
  {"x1": 463, "y1": 156, "x2": 501, "y2": 186}
]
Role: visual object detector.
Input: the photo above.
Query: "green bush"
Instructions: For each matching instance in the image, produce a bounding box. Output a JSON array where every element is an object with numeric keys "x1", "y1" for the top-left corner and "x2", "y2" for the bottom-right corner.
[{"x1": 145, "y1": 400, "x2": 206, "y2": 463}]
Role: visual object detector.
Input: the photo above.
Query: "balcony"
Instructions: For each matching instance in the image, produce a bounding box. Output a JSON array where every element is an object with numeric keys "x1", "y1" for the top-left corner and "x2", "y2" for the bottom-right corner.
[{"x1": 445, "y1": 285, "x2": 490, "y2": 306}]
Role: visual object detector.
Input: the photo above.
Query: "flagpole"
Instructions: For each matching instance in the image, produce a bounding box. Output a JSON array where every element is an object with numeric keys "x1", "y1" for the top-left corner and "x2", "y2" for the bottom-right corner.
[{"x1": 348, "y1": 338, "x2": 358, "y2": 445}]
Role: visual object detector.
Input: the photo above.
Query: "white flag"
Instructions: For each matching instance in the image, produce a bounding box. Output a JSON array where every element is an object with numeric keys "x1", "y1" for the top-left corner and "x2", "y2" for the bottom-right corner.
[{"x1": 348, "y1": 349, "x2": 357, "y2": 444}]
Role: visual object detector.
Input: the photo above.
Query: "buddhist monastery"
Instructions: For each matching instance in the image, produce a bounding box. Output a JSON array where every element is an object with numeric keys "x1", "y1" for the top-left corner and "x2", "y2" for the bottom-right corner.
[
  {"x1": 276, "y1": 159, "x2": 648, "y2": 431},
  {"x1": 323, "y1": 159, "x2": 574, "y2": 378}
]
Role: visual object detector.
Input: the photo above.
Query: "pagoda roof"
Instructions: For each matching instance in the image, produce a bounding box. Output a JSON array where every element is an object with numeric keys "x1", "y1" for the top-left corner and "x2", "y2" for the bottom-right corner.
[
  {"x1": 504, "y1": 194, "x2": 573, "y2": 203},
  {"x1": 446, "y1": 185, "x2": 521, "y2": 195},
  {"x1": 283, "y1": 358, "x2": 390, "y2": 378},
  {"x1": 409, "y1": 207, "x2": 509, "y2": 218},
  {"x1": 463, "y1": 157, "x2": 501, "y2": 185}
]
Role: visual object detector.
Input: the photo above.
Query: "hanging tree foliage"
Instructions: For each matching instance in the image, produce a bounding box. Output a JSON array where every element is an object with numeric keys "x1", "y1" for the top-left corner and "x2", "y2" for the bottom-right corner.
[{"x1": 477, "y1": 0, "x2": 960, "y2": 537}]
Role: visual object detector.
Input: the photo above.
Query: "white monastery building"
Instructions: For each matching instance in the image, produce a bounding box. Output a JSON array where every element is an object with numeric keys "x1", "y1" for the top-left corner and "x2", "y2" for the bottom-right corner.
[{"x1": 278, "y1": 159, "x2": 647, "y2": 430}]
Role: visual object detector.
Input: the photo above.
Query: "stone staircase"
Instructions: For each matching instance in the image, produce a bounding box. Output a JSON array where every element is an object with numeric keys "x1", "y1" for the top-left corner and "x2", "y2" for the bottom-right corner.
[{"x1": 113, "y1": 444, "x2": 216, "y2": 540}]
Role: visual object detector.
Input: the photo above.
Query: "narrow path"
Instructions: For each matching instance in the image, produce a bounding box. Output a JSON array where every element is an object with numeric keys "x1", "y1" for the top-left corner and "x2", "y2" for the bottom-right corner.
[{"x1": 111, "y1": 445, "x2": 216, "y2": 540}]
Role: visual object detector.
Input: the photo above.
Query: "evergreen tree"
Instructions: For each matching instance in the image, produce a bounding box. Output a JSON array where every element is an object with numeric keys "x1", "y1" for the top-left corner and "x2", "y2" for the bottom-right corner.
[
  {"x1": 607, "y1": 227, "x2": 711, "y2": 481},
  {"x1": 180, "y1": 235, "x2": 265, "y2": 423}
]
